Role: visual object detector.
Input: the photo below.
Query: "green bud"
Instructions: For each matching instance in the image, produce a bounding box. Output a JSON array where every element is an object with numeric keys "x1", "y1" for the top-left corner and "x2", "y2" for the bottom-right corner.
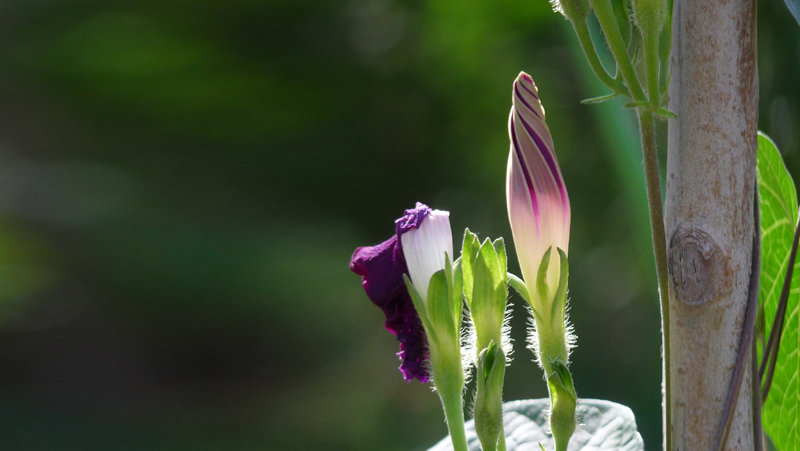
[
  {"x1": 461, "y1": 229, "x2": 509, "y2": 355},
  {"x1": 475, "y1": 342, "x2": 506, "y2": 451},
  {"x1": 547, "y1": 360, "x2": 577, "y2": 451},
  {"x1": 631, "y1": 0, "x2": 667, "y2": 37}
]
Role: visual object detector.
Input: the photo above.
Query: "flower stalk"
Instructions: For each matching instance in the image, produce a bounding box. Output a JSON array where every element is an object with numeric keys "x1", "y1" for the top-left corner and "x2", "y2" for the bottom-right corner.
[{"x1": 555, "y1": 0, "x2": 674, "y2": 445}]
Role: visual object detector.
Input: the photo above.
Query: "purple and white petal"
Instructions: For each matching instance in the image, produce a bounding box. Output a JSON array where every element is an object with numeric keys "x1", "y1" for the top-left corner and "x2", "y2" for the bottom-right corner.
[
  {"x1": 398, "y1": 204, "x2": 453, "y2": 302},
  {"x1": 351, "y1": 233, "x2": 429, "y2": 382},
  {"x1": 506, "y1": 72, "x2": 571, "y2": 296}
]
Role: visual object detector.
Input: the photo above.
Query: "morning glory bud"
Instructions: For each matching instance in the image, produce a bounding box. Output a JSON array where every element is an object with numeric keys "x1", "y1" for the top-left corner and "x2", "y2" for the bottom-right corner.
[
  {"x1": 507, "y1": 72, "x2": 570, "y2": 315},
  {"x1": 506, "y1": 72, "x2": 576, "y2": 451},
  {"x1": 631, "y1": 0, "x2": 667, "y2": 36}
]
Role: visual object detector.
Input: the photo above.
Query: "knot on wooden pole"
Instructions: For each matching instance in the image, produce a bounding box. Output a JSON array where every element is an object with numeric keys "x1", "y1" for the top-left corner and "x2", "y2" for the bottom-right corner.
[{"x1": 668, "y1": 226, "x2": 726, "y2": 306}]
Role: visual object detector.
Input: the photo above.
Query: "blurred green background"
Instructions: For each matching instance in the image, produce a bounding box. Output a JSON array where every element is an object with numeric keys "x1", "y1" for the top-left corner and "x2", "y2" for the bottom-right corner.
[{"x1": 0, "y1": 0, "x2": 796, "y2": 449}]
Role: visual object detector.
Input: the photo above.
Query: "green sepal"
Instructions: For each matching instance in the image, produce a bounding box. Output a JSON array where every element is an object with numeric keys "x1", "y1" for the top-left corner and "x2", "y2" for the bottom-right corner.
[
  {"x1": 427, "y1": 269, "x2": 453, "y2": 338},
  {"x1": 472, "y1": 240, "x2": 507, "y2": 352},
  {"x1": 508, "y1": 273, "x2": 532, "y2": 304},
  {"x1": 461, "y1": 229, "x2": 479, "y2": 309},
  {"x1": 404, "y1": 274, "x2": 438, "y2": 345},
  {"x1": 536, "y1": 246, "x2": 554, "y2": 308},
  {"x1": 547, "y1": 360, "x2": 577, "y2": 451},
  {"x1": 492, "y1": 237, "x2": 507, "y2": 285},
  {"x1": 551, "y1": 248, "x2": 570, "y2": 323},
  {"x1": 474, "y1": 341, "x2": 507, "y2": 451},
  {"x1": 450, "y1": 256, "x2": 463, "y2": 333}
]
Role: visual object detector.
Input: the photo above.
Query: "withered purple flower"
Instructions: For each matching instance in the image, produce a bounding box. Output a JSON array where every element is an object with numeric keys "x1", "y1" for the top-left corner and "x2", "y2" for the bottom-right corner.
[{"x1": 350, "y1": 202, "x2": 440, "y2": 382}]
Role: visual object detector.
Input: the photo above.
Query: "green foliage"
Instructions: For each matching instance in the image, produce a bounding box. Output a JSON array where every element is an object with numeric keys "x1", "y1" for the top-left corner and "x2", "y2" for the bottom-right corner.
[
  {"x1": 757, "y1": 131, "x2": 800, "y2": 449},
  {"x1": 429, "y1": 399, "x2": 644, "y2": 450}
]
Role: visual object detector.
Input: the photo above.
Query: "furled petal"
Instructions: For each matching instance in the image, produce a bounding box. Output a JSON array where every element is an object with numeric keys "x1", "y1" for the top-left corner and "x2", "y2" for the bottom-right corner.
[
  {"x1": 398, "y1": 203, "x2": 453, "y2": 302},
  {"x1": 507, "y1": 72, "x2": 570, "y2": 297},
  {"x1": 351, "y1": 234, "x2": 429, "y2": 382}
]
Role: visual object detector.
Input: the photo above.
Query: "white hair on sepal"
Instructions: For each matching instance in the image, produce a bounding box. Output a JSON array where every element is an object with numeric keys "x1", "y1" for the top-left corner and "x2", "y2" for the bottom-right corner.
[
  {"x1": 524, "y1": 303, "x2": 544, "y2": 370},
  {"x1": 563, "y1": 293, "x2": 577, "y2": 356},
  {"x1": 460, "y1": 303, "x2": 476, "y2": 384},
  {"x1": 549, "y1": 0, "x2": 564, "y2": 15},
  {"x1": 500, "y1": 299, "x2": 515, "y2": 363}
]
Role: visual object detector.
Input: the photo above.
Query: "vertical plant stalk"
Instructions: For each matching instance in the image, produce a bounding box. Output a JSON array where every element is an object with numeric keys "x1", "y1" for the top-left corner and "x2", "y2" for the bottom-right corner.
[
  {"x1": 636, "y1": 110, "x2": 671, "y2": 451},
  {"x1": 666, "y1": 0, "x2": 758, "y2": 447},
  {"x1": 439, "y1": 390, "x2": 469, "y2": 451}
]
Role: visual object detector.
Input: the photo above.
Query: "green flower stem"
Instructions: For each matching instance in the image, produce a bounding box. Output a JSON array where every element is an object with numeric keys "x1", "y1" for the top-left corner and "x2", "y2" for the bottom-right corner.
[
  {"x1": 438, "y1": 383, "x2": 468, "y2": 451},
  {"x1": 590, "y1": 0, "x2": 646, "y2": 102},
  {"x1": 636, "y1": 109, "x2": 671, "y2": 451},
  {"x1": 570, "y1": 18, "x2": 627, "y2": 95},
  {"x1": 432, "y1": 348, "x2": 468, "y2": 451},
  {"x1": 642, "y1": 24, "x2": 661, "y2": 107},
  {"x1": 498, "y1": 433, "x2": 507, "y2": 451}
]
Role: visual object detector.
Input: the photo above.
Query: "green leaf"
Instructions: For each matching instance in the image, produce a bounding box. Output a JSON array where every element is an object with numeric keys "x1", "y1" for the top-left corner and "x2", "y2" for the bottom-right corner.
[
  {"x1": 580, "y1": 92, "x2": 619, "y2": 105},
  {"x1": 757, "y1": 131, "x2": 800, "y2": 450},
  {"x1": 428, "y1": 399, "x2": 644, "y2": 450}
]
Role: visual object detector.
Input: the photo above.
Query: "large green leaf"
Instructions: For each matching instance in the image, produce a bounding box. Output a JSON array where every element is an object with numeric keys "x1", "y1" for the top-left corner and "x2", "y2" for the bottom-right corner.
[
  {"x1": 429, "y1": 399, "x2": 643, "y2": 450},
  {"x1": 757, "y1": 131, "x2": 800, "y2": 450}
]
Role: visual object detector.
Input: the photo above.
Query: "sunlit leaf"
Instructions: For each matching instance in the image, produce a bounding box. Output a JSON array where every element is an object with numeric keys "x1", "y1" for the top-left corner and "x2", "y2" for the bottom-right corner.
[{"x1": 757, "y1": 131, "x2": 800, "y2": 449}]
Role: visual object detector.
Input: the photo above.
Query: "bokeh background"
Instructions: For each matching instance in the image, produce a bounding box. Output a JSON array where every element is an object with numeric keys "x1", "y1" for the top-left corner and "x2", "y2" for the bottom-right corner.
[{"x1": 0, "y1": 0, "x2": 797, "y2": 449}]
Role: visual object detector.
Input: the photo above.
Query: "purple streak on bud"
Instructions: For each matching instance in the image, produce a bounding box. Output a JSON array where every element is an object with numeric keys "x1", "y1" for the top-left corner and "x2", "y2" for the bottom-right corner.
[
  {"x1": 506, "y1": 72, "x2": 571, "y2": 293},
  {"x1": 510, "y1": 116, "x2": 540, "y2": 224},
  {"x1": 350, "y1": 202, "x2": 440, "y2": 383}
]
